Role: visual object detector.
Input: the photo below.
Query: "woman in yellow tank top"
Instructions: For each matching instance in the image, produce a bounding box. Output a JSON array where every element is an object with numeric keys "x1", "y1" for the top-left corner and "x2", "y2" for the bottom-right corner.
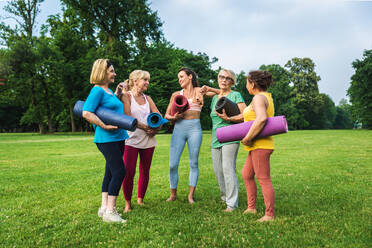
[{"x1": 241, "y1": 70, "x2": 276, "y2": 222}]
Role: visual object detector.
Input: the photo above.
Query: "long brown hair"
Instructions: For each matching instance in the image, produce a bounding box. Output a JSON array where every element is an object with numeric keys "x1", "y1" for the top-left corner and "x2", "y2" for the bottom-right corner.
[{"x1": 178, "y1": 67, "x2": 198, "y2": 87}]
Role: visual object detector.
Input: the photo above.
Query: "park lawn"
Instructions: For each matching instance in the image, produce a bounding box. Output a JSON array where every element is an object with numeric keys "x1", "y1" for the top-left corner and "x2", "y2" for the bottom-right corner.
[{"x1": 0, "y1": 130, "x2": 371, "y2": 247}]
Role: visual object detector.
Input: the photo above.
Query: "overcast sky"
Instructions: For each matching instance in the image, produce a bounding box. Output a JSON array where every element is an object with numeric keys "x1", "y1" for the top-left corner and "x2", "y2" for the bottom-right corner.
[{"x1": 1, "y1": 0, "x2": 371, "y2": 104}]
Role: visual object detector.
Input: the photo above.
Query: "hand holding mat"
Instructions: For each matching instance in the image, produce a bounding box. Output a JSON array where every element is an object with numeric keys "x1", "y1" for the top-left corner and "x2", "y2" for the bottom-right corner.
[
  {"x1": 147, "y1": 112, "x2": 168, "y2": 129},
  {"x1": 215, "y1": 97, "x2": 240, "y2": 117},
  {"x1": 73, "y1": 100, "x2": 137, "y2": 131},
  {"x1": 170, "y1": 95, "x2": 190, "y2": 116},
  {"x1": 216, "y1": 115, "x2": 288, "y2": 143}
]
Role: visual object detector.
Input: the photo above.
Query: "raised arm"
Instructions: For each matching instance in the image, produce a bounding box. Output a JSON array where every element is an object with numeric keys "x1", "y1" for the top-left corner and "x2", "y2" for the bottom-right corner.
[
  {"x1": 200, "y1": 85, "x2": 221, "y2": 98},
  {"x1": 119, "y1": 92, "x2": 131, "y2": 116},
  {"x1": 115, "y1": 81, "x2": 129, "y2": 98},
  {"x1": 195, "y1": 87, "x2": 205, "y2": 107}
]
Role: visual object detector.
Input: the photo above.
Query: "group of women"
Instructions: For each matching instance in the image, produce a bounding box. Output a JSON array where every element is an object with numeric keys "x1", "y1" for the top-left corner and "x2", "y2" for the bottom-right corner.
[{"x1": 82, "y1": 59, "x2": 276, "y2": 224}]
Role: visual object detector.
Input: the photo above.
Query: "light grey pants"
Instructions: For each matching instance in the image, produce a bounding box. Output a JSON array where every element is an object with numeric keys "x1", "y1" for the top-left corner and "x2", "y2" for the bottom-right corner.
[{"x1": 211, "y1": 143, "x2": 240, "y2": 210}]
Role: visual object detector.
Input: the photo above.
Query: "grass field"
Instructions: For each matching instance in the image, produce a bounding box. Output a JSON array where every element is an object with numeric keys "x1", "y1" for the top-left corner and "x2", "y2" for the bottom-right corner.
[{"x1": 0, "y1": 130, "x2": 371, "y2": 247}]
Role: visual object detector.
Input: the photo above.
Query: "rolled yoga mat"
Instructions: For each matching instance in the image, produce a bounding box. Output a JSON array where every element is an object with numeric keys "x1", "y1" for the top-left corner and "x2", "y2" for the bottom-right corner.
[
  {"x1": 73, "y1": 100, "x2": 138, "y2": 131},
  {"x1": 170, "y1": 94, "x2": 190, "y2": 116},
  {"x1": 216, "y1": 115, "x2": 288, "y2": 143},
  {"x1": 215, "y1": 97, "x2": 241, "y2": 117},
  {"x1": 147, "y1": 112, "x2": 169, "y2": 129}
]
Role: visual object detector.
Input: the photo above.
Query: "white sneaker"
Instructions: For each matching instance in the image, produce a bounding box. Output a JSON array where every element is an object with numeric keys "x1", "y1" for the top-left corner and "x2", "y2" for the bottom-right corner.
[
  {"x1": 98, "y1": 206, "x2": 106, "y2": 218},
  {"x1": 103, "y1": 209, "x2": 126, "y2": 223}
]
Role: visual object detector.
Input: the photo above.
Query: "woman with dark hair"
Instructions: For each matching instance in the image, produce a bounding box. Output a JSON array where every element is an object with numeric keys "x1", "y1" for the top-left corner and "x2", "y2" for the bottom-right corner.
[
  {"x1": 164, "y1": 67, "x2": 204, "y2": 203},
  {"x1": 241, "y1": 70, "x2": 276, "y2": 222},
  {"x1": 82, "y1": 59, "x2": 128, "y2": 223}
]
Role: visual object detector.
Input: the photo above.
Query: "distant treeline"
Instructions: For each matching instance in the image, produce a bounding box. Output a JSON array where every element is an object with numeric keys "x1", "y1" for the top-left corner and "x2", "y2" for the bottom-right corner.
[{"x1": 0, "y1": 0, "x2": 370, "y2": 133}]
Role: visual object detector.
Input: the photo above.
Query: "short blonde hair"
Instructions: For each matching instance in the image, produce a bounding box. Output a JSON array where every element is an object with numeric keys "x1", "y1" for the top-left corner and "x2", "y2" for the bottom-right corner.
[
  {"x1": 218, "y1": 69, "x2": 236, "y2": 85},
  {"x1": 90, "y1": 59, "x2": 111, "y2": 85},
  {"x1": 126, "y1": 70, "x2": 150, "y2": 90}
]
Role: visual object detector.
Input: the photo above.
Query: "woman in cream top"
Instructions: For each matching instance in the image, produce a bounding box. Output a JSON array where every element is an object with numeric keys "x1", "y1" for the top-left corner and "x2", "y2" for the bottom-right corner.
[{"x1": 117, "y1": 70, "x2": 162, "y2": 213}]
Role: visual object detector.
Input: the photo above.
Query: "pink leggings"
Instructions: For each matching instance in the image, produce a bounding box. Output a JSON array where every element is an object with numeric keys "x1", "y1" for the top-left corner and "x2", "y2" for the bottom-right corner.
[
  {"x1": 122, "y1": 145, "x2": 155, "y2": 201},
  {"x1": 242, "y1": 149, "x2": 275, "y2": 217}
]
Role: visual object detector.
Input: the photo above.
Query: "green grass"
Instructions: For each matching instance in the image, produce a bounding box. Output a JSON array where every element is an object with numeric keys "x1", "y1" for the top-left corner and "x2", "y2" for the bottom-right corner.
[{"x1": 0, "y1": 130, "x2": 371, "y2": 247}]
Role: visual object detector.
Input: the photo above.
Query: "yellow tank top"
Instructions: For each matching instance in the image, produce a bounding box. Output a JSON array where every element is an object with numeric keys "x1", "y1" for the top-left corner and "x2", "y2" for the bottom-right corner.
[{"x1": 243, "y1": 92, "x2": 274, "y2": 151}]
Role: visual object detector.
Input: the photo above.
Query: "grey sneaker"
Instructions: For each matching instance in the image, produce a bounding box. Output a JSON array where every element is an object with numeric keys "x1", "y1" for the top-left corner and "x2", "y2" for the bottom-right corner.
[
  {"x1": 103, "y1": 209, "x2": 126, "y2": 223},
  {"x1": 98, "y1": 206, "x2": 106, "y2": 218}
]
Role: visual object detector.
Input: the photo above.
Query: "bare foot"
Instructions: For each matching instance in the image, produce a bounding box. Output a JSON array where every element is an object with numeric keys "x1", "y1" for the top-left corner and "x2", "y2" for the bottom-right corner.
[
  {"x1": 188, "y1": 186, "x2": 195, "y2": 204},
  {"x1": 224, "y1": 208, "x2": 233, "y2": 212},
  {"x1": 166, "y1": 195, "x2": 177, "y2": 202},
  {"x1": 124, "y1": 200, "x2": 132, "y2": 213},
  {"x1": 123, "y1": 206, "x2": 132, "y2": 213},
  {"x1": 257, "y1": 215, "x2": 274, "y2": 222},
  {"x1": 243, "y1": 208, "x2": 257, "y2": 214},
  {"x1": 137, "y1": 198, "x2": 144, "y2": 206},
  {"x1": 167, "y1": 189, "x2": 177, "y2": 202}
]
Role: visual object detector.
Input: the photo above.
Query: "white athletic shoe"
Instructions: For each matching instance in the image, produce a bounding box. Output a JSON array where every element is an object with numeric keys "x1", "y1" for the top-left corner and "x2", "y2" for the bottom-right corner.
[
  {"x1": 103, "y1": 209, "x2": 126, "y2": 223},
  {"x1": 98, "y1": 206, "x2": 106, "y2": 218}
]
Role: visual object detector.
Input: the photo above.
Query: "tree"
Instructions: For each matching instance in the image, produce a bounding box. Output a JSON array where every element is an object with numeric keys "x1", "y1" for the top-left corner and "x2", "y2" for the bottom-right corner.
[
  {"x1": 348, "y1": 49, "x2": 372, "y2": 129},
  {"x1": 1, "y1": 0, "x2": 48, "y2": 133},
  {"x1": 6, "y1": 36, "x2": 61, "y2": 133},
  {"x1": 0, "y1": 49, "x2": 11, "y2": 77},
  {"x1": 258, "y1": 64, "x2": 301, "y2": 129},
  {"x1": 33, "y1": 36, "x2": 63, "y2": 133},
  {"x1": 285, "y1": 57, "x2": 323, "y2": 129},
  {"x1": 314, "y1": 94, "x2": 336, "y2": 129},
  {"x1": 0, "y1": 49, "x2": 27, "y2": 132},
  {"x1": 46, "y1": 8, "x2": 98, "y2": 132},
  {"x1": 61, "y1": 0, "x2": 163, "y2": 62},
  {"x1": 333, "y1": 99, "x2": 353, "y2": 129},
  {"x1": 3, "y1": 0, "x2": 44, "y2": 41}
]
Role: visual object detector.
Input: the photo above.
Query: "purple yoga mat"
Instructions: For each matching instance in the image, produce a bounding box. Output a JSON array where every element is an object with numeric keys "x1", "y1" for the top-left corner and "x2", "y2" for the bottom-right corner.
[
  {"x1": 170, "y1": 94, "x2": 190, "y2": 116},
  {"x1": 216, "y1": 115, "x2": 288, "y2": 143}
]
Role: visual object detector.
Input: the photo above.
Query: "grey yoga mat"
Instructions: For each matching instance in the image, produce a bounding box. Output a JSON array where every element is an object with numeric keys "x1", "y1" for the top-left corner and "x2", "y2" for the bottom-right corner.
[{"x1": 215, "y1": 97, "x2": 240, "y2": 117}]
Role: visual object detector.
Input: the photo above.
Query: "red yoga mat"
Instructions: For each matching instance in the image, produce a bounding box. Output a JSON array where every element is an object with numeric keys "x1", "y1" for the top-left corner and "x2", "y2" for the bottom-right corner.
[
  {"x1": 170, "y1": 94, "x2": 190, "y2": 115},
  {"x1": 216, "y1": 116, "x2": 288, "y2": 143}
]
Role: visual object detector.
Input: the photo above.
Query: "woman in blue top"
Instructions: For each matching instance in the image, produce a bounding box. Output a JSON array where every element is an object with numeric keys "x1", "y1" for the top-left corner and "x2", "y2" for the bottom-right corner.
[{"x1": 82, "y1": 59, "x2": 128, "y2": 223}]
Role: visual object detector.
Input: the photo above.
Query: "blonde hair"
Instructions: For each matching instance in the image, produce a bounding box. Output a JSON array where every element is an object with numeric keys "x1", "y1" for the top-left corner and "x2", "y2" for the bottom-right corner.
[
  {"x1": 218, "y1": 69, "x2": 236, "y2": 85},
  {"x1": 126, "y1": 70, "x2": 150, "y2": 90},
  {"x1": 90, "y1": 59, "x2": 112, "y2": 85}
]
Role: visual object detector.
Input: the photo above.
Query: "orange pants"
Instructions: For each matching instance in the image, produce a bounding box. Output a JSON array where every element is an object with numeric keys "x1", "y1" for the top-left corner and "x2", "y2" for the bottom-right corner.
[{"x1": 242, "y1": 149, "x2": 275, "y2": 217}]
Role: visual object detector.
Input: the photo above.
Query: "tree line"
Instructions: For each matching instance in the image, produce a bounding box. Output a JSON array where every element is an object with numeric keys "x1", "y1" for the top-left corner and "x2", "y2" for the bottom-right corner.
[{"x1": 0, "y1": 0, "x2": 370, "y2": 133}]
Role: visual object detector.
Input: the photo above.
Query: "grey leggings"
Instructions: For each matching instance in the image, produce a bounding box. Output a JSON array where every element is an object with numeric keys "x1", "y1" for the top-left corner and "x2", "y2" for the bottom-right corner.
[{"x1": 211, "y1": 143, "x2": 240, "y2": 209}]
